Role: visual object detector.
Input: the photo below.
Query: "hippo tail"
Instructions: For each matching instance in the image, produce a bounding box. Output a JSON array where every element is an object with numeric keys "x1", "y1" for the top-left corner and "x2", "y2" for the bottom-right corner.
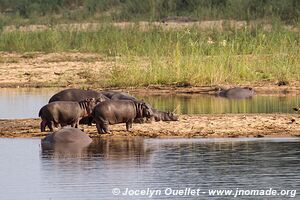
[{"x1": 38, "y1": 107, "x2": 43, "y2": 117}]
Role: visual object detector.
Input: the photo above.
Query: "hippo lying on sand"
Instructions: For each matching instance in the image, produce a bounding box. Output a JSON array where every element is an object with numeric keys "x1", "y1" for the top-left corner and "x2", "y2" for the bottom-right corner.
[
  {"x1": 151, "y1": 109, "x2": 178, "y2": 121},
  {"x1": 39, "y1": 98, "x2": 96, "y2": 132},
  {"x1": 218, "y1": 87, "x2": 255, "y2": 99},
  {"x1": 41, "y1": 127, "x2": 92, "y2": 145},
  {"x1": 92, "y1": 100, "x2": 153, "y2": 134},
  {"x1": 101, "y1": 91, "x2": 137, "y2": 101}
]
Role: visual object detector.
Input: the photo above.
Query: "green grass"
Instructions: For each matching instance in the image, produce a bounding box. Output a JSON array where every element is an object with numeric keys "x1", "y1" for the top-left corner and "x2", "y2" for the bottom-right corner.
[{"x1": 0, "y1": 24, "x2": 299, "y2": 86}]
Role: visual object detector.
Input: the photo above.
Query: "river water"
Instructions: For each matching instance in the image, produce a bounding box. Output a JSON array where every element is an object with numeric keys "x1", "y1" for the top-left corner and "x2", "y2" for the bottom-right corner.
[
  {"x1": 0, "y1": 88, "x2": 300, "y2": 119},
  {"x1": 0, "y1": 137, "x2": 299, "y2": 200},
  {"x1": 0, "y1": 88, "x2": 299, "y2": 199}
]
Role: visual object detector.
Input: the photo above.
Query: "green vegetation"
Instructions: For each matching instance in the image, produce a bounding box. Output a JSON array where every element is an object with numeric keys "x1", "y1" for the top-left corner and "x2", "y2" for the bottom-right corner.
[
  {"x1": 0, "y1": 0, "x2": 299, "y2": 26},
  {"x1": 1, "y1": 24, "x2": 298, "y2": 86},
  {"x1": 0, "y1": 0, "x2": 299, "y2": 87}
]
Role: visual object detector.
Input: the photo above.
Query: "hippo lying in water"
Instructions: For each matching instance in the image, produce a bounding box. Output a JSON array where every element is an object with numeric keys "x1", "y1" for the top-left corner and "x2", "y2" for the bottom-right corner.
[
  {"x1": 39, "y1": 98, "x2": 97, "y2": 132},
  {"x1": 217, "y1": 87, "x2": 255, "y2": 99},
  {"x1": 41, "y1": 127, "x2": 92, "y2": 145},
  {"x1": 92, "y1": 100, "x2": 153, "y2": 134},
  {"x1": 41, "y1": 127, "x2": 92, "y2": 155}
]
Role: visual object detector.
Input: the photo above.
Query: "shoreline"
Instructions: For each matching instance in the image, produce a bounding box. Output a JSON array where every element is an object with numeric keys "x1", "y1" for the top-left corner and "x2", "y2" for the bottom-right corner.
[
  {"x1": 0, "y1": 84, "x2": 300, "y2": 96},
  {"x1": 1, "y1": 114, "x2": 300, "y2": 138}
]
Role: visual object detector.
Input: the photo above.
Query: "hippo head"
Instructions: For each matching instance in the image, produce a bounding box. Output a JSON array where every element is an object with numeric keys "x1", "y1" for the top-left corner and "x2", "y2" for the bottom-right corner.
[
  {"x1": 84, "y1": 98, "x2": 97, "y2": 115},
  {"x1": 136, "y1": 101, "x2": 153, "y2": 118},
  {"x1": 96, "y1": 94, "x2": 109, "y2": 103},
  {"x1": 165, "y1": 111, "x2": 179, "y2": 121},
  {"x1": 243, "y1": 87, "x2": 255, "y2": 95}
]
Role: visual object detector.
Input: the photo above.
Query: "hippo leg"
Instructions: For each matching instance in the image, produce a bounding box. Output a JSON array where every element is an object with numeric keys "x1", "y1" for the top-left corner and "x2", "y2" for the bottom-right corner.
[
  {"x1": 40, "y1": 120, "x2": 47, "y2": 132},
  {"x1": 46, "y1": 121, "x2": 54, "y2": 132},
  {"x1": 102, "y1": 121, "x2": 110, "y2": 134},
  {"x1": 73, "y1": 119, "x2": 80, "y2": 128},
  {"x1": 126, "y1": 120, "x2": 133, "y2": 131},
  {"x1": 96, "y1": 122, "x2": 105, "y2": 134},
  {"x1": 88, "y1": 116, "x2": 93, "y2": 126}
]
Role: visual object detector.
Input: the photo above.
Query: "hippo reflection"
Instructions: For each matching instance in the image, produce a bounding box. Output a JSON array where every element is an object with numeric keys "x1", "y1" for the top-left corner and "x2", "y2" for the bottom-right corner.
[{"x1": 217, "y1": 87, "x2": 255, "y2": 99}]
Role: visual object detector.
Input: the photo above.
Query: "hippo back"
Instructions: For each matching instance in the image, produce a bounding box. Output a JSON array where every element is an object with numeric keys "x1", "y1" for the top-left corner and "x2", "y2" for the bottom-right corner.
[
  {"x1": 219, "y1": 87, "x2": 255, "y2": 99},
  {"x1": 49, "y1": 89, "x2": 108, "y2": 103},
  {"x1": 101, "y1": 91, "x2": 137, "y2": 101},
  {"x1": 41, "y1": 127, "x2": 92, "y2": 144}
]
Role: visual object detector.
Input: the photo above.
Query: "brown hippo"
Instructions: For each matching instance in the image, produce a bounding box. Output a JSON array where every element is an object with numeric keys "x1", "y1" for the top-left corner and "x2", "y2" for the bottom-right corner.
[
  {"x1": 41, "y1": 127, "x2": 92, "y2": 145},
  {"x1": 218, "y1": 87, "x2": 255, "y2": 99},
  {"x1": 39, "y1": 98, "x2": 97, "y2": 132},
  {"x1": 92, "y1": 100, "x2": 153, "y2": 134},
  {"x1": 41, "y1": 127, "x2": 92, "y2": 156},
  {"x1": 49, "y1": 88, "x2": 109, "y2": 103},
  {"x1": 151, "y1": 109, "x2": 178, "y2": 122},
  {"x1": 49, "y1": 89, "x2": 108, "y2": 125},
  {"x1": 100, "y1": 90, "x2": 137, "y2": 101}
]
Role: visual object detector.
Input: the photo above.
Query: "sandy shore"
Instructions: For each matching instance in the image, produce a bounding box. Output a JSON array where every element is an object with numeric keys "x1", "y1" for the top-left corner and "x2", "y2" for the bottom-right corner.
[{"x1": 1, "y1": 114, "x2": 300, "y2": 138}]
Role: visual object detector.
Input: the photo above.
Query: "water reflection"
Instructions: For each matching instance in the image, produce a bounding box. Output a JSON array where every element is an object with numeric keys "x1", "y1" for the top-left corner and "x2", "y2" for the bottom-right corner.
[
  {"x1": 0, "y1": 138, "x2": 299, "y2": 199},
  {"x1": 41, "y1": 137, "x2": 153, "y2": 162},
  {"x1": 139, "y1": 94, "x2": 300, "y2": 114},
  {"x1": 0, "y1": 88, "x2": 300, "y2": 119}
]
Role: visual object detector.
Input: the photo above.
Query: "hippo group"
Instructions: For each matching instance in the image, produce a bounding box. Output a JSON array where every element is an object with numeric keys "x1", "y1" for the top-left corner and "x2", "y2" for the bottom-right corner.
[{"x1": 39, "y1": 88, "x2": 179, "y2": 138}]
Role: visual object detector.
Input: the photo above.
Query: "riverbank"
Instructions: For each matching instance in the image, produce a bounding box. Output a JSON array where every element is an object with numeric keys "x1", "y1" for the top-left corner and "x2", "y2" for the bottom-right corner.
[
  {"x1": 0, "y1": 51, "x2": 300, "y2": 95},
  {"x1": 1, "y1": 114, "x2": 300, "y2": 138}
]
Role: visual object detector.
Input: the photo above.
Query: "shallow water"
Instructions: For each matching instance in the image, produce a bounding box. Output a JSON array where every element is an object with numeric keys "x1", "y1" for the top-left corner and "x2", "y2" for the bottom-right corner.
[
  {"x1": 0, "y1": 138, "x2": 299, "y2": 199},
  {"x1": 0, "y1": 88, "x2": 300, "y2": 119}
]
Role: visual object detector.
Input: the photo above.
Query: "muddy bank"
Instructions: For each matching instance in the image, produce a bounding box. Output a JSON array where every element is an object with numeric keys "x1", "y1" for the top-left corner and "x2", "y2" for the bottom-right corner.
[{"x1": 1, "y1": 114, "x2": 300, "y2": 138}]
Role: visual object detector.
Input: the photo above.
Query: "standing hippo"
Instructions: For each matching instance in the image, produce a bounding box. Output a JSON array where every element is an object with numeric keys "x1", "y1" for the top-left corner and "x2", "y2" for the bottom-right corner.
[
  {"x1": 49, "y1": 89, "x2": 108, "y2": 125},
  {"x1": 49, "y1": 88, "x2": 109, "y2": 103},
  {"x1": 218, "y1": 87, "x2": 255, "y2": 99},
  {"x1": 39, "y1": 98, "x2": 97, "y2": 132},
  {"x1": 92, "y1": 100, "x2": 153, "y2": 134}
]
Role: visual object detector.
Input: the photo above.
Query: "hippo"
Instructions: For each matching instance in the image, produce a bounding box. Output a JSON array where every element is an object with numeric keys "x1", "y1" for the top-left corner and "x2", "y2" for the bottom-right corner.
[
  {"x1": 49, "y1": 89, "x2": 108, "y2": 125},
  {"x1": 39, "y1": 98, "x2": 97, "y2": 132},
  {"x1": 100, "y1": 91, "x2": 137, "y2": 101},
  {"x1": 217, "y1": 87, "x2": 255, "y2": 99},
  {"x1": 49, "y1": 88, "x2": 109, "y2": 103},
  {"x1": 41, "y1": 127, "x2": 92, "y2": 145},
  {"x1": 151, "y1": 109, "x2": 178, "y2": 121},
  {"x1": 41, "y1": 127, "x2": 92, "y2": 156},
  {"x1": 92, "y1": 100, "x2": 153, "y2": 134}
]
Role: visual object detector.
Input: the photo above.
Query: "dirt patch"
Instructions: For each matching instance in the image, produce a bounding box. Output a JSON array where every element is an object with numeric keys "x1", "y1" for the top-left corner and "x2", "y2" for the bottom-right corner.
[
  {"x1": 1, "y1": 114, "x2": 300, "y2": 138},
  {"x1": 0, "y1": 52, "x2": 114, "y2": 88}
]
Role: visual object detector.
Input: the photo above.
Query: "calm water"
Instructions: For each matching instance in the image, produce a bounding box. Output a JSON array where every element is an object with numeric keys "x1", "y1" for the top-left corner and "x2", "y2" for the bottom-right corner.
[
  {"x1": 0, "y1": 138, "x2": 299, "y2": 200},
  {"x1": 0, "y1": 88, "x2": 300, "y2": 119}
]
